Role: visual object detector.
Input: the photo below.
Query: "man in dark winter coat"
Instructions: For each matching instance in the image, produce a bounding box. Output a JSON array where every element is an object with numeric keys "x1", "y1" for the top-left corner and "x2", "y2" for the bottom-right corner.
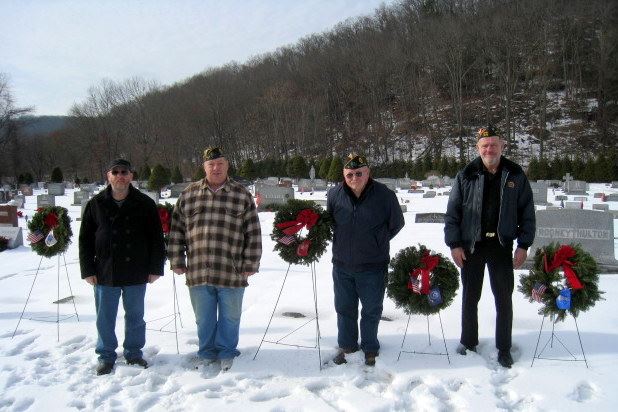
[
  {"x1": 327, "y1": 153, "x2": 405, "y2": 366},
  {"x1": 444, "y1": 127, "x2": 535, "y2": 368},
  {"x1": 79, "y1": 159, "x2": 166, "y2": 375}
]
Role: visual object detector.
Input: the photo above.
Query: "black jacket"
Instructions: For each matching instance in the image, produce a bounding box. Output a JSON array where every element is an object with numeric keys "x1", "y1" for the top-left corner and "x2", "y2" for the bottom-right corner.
[
  {"x1": 327, "y1": 179, "x2": 405, "y2": 272},
  {"x1": 79, "y1": 185, "x2": 166, "y2": 286},
  {"x1": 444, "y1": 156, "x2": 536, "y2": 253}
]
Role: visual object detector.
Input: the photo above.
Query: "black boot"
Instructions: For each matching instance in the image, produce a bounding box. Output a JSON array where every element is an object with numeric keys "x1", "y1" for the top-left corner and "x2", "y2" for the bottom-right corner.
[
  {"x1": 96, "y1": 362, "x2": 114, "y2": 376},
  {"x1": 127, "y1": 358, "x2": 148, "y2": 369},
  {"x1": 333, "y1": 351, "x2": 347, "y2": 365},
  {"x1": 364, "y1": 352, "x2": 378, "y2": 366},
  {"x1": 497, "y1": 350, "x2": 513, "y2": 368},
  {"x1": 456, "y1": 344, "x2": 476, "y2": 355}
]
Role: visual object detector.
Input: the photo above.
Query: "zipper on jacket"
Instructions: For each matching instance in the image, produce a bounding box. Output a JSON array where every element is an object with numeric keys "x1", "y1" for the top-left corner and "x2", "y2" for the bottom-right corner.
[{"x1": 497, "y1": 169, "x2": 509, "y2": 247}]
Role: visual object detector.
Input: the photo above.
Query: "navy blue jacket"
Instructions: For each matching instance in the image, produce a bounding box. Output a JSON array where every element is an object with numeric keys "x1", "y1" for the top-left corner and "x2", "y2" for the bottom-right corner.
[
  {"x1": 444, "y1": 156, "x2": 536, "y2": 253},
  {"x1": 327, "y1": 179, "x2": 405, "y2": 272},
  {"x1": 79, "y1": 185, "x2": 166, "y2": 286}
]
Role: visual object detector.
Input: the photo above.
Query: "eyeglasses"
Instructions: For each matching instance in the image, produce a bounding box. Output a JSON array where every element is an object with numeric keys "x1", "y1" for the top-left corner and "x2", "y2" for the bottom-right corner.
[
  {"x1": 345, "y1": 171, "x2": 364, "y2": 179},
  {"x1": 111, "y1": 169, "x2": 130, "y2": 176}
]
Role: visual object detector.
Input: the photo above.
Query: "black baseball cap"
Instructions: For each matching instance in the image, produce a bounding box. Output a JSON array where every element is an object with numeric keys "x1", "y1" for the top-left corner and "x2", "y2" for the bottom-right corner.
[{"x1": 107, "y1": 158, "x2": 133, "y2": 171}]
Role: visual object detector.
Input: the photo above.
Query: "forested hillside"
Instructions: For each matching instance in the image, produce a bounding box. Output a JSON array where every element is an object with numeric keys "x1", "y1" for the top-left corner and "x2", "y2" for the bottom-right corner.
[{"x1": 2, "y1": 0, "x2": 616, "y2": 182}]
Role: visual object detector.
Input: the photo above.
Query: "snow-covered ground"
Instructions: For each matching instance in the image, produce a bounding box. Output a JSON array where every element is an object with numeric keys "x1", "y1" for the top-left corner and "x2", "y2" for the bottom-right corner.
[{"x1": 1, "y1": 183, "x2": 617, "y2": 411}]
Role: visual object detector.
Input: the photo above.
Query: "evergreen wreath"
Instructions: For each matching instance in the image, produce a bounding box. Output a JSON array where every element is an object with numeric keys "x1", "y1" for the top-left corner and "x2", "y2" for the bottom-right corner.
[
  {"x1": 387, "y1": 245, "x2": 459, "y2": 315},
  {"x1": 27, "y1": 206, "x2": 73, "y2": 257},
  {"x1": 519, "y1": 242, "x2": 603, "y2": 322},
  {"x1": 271, "y1": 199, "x2": 332, "y2": 265}
]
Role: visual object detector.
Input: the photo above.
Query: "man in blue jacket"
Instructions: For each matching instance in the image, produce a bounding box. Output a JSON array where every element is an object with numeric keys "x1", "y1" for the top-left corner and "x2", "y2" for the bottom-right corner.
[
  {"x1": 444, "y1": 127, "x2": 535, "y2": 368},
  {"x1": 327, "y1": 153, "x2": 405, "y2": 366}
]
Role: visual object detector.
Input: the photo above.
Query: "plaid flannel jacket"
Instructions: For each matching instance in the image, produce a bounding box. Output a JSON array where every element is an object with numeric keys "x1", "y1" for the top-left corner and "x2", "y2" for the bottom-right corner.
[{"x1": 167, "y1": 178, "x2": 262, "y2": 287}]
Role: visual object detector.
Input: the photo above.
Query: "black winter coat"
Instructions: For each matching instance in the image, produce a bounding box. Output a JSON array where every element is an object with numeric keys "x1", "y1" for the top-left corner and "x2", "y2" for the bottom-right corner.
[
  {"x1": 327, "y1": 179, "x2": 405, "y2": 272},
  {"x1": 444, "y1": 156, "x2": 536, "y2": 253},
  {"x1": 79, "y1": 185, "x2": 166, "y2": 286}
]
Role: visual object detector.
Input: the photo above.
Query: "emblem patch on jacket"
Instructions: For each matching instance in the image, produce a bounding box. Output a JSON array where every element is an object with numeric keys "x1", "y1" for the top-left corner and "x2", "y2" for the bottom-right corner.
[{"x1": 507, "y1": 181, "x2": 515, "y2": 188}]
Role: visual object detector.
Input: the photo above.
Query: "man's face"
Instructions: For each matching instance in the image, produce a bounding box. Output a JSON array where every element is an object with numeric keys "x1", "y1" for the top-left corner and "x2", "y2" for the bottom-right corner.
[
  {"x1": 343, "y1": 166, "x2": 370, "y2": 193},
  {"x1": 204, "y1": 157, "x2": 229, "y2": 186},
  {"x1": 107, "y1": 167, "x2": 132, "y2": 191},
  {"x1": 477, "y1": 136, "x2": 504, "y2": 169}
]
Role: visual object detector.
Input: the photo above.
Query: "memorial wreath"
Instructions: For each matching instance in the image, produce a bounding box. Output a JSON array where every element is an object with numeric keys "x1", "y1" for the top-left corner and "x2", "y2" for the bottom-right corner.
[
  {"x1": 271, "y1": 199, "x2": 332, "y2": 265},
  {"x1": 27, "y1": 206, "x2": 73, "y2": 258},
  {"x1": 519, "y1": 242, "x2": 603, "y2": 322},
  {"x1": 387, "y1": 245, "x2": 459, "y2": 315},
  {"x1": 157, "y1": 202, "x2": 174, "y2": 245}
]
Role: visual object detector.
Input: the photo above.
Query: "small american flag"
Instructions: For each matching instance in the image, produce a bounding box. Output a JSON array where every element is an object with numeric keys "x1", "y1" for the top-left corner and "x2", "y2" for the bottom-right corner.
[
  {"x1": 277, "y1": 235, "x2": 296, "y2": 246},
  {"x1": 408, "y1": 275, "x2": 422, "y2": 294},
  {"x1": 27, "y1": 230, "x2": 44, "y2": 244},
  {"x1": 532, "y1": 282, "x2": 547, "y2": 302}
]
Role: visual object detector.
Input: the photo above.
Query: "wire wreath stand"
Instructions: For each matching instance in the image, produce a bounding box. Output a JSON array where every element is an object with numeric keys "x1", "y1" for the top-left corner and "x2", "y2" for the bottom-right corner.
[
  {"x1": 531, "y1": 313, "x2": 588, "y2": 368},
  {"x1": 145, "y1": 270, "x2": 184, "y2": 354},
  {"x1": 12, "y1": 253, "x2": 80, "y2": 342},
  {"x1": 397, "y1": 311, "x2": 451, "y2": 364},
  {"x1": 253, "y1": 261, "x2": 323, "y2": 370}
]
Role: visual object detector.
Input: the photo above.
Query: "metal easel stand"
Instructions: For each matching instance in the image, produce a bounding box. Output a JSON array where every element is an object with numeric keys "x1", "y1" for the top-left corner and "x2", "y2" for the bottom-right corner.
[
  {"x1": 253, "y1": 262, "x2": 322, "y2": 369},
  {"x1": 397, "y1": 311, "x2": 450, "y2": 364},
  {"x1": 146, "y1": 272, "x2": 184, "y2": 354},
  {"x1": 531, "y1": 314, "x2": 588, "y2": 368},
  {"x1": 12, "y1": 253, "x2": 80, "y2": 342}
]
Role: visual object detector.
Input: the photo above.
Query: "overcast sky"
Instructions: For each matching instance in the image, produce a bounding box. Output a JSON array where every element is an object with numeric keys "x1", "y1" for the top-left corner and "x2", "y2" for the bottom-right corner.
[{"x1": 2, "y1": 0, "x2": 396, "y2": 116}]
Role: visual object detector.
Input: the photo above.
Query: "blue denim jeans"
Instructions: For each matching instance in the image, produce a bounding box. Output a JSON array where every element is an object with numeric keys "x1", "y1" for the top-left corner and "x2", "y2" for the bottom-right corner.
[
  {"x1": 189, "y1": 285, "x2": 245, "y2": 360},
  {"x1": 94, "y1": 284, "x2": 146, "y2": 363},
  {"x1": 332, "y1": 265, "x2": 386, "y2": 353}
]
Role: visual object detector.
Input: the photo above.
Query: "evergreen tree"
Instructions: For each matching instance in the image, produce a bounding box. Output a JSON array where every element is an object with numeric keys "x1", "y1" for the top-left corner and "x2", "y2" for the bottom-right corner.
[
  {"x1": 139, "y1": 163, "x2": 151, "y2": 181},
  {"x1": 527, "y1": 157, "x2": 540, "y2": 180},
  {"x1": 550, "y1": 157, "x2": 564, "y2": 180},
  {"x1": 192, "y1": 166, "x2": 206, "y2": 181},
  {"x1": 538, "y1": 157, "x2": 550, "y2": 180},
  {"x1": 239, "y1": 159, "x2": 257, "y2": 179},
  {"x1": 148, "y1": 164, "x2": 170, "y2": 192},
  {"x1": 50, "y1": 167, "x2": 63, "y2": 183},
  {"x1": 171, "y1": 166, "x2": 183, "y2": 184},
  {"x1": 319, "y1": 156, "x2": 332, "y2": 179},
  {"x1": 287, "y1": 155, "x2": 308, "y2": 178},
  {"x1": 412, "y1": 157, "x2": 424, "y2": 180},
  {"x1": 327, "y1": 156, "x2": 343, "y2": 182}
]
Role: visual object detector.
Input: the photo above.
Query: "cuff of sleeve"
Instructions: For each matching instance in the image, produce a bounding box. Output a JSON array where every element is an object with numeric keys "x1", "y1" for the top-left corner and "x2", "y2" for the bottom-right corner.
[
  {"x1": 517, "y1": 244, "x2": 530, "y2": 250},
  {"x1": 448, "y1": 242, "x2": 462, "y2": 249}
]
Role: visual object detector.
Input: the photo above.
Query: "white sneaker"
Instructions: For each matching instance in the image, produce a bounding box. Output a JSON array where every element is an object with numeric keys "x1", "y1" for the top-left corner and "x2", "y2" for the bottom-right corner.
[{"x1": 220, "y1": 358, "x2": 233, "y2": 371}]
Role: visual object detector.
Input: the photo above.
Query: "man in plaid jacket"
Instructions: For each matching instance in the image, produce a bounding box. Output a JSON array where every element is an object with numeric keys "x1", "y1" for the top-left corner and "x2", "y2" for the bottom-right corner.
[{"x1": 168, "y1": 147, "x2": 262, "y2": 371}]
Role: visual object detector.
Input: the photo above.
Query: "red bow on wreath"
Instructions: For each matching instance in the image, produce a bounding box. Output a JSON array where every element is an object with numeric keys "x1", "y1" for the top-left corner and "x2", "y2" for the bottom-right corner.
[
  {"x1": 543, "y1": 245, "x2": 583, "y2": 290},
  {"x1": 44, "y1": 212, "x2": 59, "y2": 229},
  {"x1": 276, "y1": 209, "x2": 319, "y2": 235},
  {"x1": 158, "y1": 208, "x2": 171, "y2": 234},
  {"x1": 408, "y1": 251, "x2": 440, "y2": 295}
]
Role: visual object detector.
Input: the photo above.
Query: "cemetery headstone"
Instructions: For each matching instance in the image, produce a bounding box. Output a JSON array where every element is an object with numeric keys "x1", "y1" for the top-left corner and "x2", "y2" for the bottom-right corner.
[
  {"x1": 422, "y1": 191, "x2": 437, "y2": 198},
  {"x1": 19, "y1": 185, "x2": 33, "y2": 196},
  {"x1": 254, "y1": 184, "x2": 294, "y2": 210},
  {"x1": 47, "y1": 182, "x2": 65, "y2": 196},
  {"x1": 525, "y1": 209, "x2": 618, "y2": 272},
  {"x1": 593, "y1": 193, "x2": 605, "y2": 199},
  {"x1": 564, "y1": 201, "x2": 582, "y2": 209},
  {"x1": 37, "y1": 194, "x2": 56, "y2": 208},
  {"x1": 611, "y1": 181, "x2": 618, "y2": 188},
  {"x1": 170, "y1": 183, "x2": 190, "y2": 198},
  {"x1": 606, "y1": 194, "x2": 618, "y2": 202},
  {"x1": 12, "y1": 195, "x2": 25, "y2": 209},
  {"x1": 555, "y1": 195, "x2": 568, "y2": 201},
  {"x1": 73, "y1": 191, "x2": 90, "y2": 206},
  {"x1": 375, "y1": 178, "x2": 397, "y2": 192},
  {"x1": 592, "y1": 204, "x2": 609, "y2": 211},
  {"x1": 530, "y1": 181, "x2": 549, "y2": 205},
  {"x1": 0, "y1": 226, "x2": 23, "y2": 249},
  {"x1": 573, "y1": 196, "x2": 588, "y2": 202},
  {"x1": 0, "y1": 205, "x2": 18, "y2": 227},
  {"x1": 414, "y1": 213, "x2": 445, "y2": 223}
]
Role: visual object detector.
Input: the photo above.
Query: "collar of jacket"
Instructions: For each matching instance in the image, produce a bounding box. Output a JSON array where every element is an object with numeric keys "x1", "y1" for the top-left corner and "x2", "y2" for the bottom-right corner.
[
  {"x1": 343, "y1": 177, "x2": 374, "y2": 201},
  {"x1": 103, "y1": 183, "x2": 138, "y2": 202},
  {"x1": 198, "y1": 177, "x2": 231, "y2": 192},
  {"x1": 462, "y1": 156, "x2": 523, "y2": 179}
]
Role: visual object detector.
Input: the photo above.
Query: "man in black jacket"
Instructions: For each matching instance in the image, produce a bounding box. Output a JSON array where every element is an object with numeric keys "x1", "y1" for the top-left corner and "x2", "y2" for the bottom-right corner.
[
  {"x1": 444, "y1": 127, "x2": 535, "y2": 368},
  {"x1": 79, "y1": 159, "x2": 166, "y2": 375},
  {"x1": 327, "y1": 154, "x2": 405, "y2": 366}
]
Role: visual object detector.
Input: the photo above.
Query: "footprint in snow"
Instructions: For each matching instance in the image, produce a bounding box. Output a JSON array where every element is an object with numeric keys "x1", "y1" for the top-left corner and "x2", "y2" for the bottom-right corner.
[{"x1": 569, "y1": 381, "x2": 599, "y2": 402}]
